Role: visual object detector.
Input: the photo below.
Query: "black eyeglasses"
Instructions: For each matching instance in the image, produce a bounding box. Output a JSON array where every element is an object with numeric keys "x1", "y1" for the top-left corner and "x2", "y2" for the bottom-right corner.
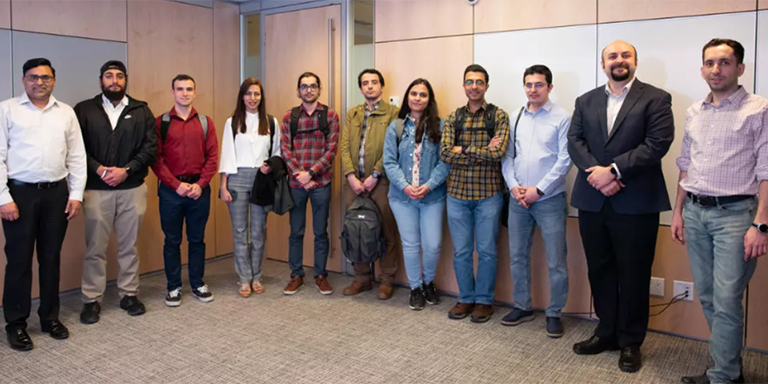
[
  {"x1": 300, "y1": 84, "x2": 319, "y2": 91},
  {"x1": 26, "y1": 75, "x2": 54, "y2": 83}
]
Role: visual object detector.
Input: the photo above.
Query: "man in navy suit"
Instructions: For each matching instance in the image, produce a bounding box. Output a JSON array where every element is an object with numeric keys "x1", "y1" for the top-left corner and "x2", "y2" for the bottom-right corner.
[{"x1": 567, "y1": 40, "x2": 674, "y2": 373}]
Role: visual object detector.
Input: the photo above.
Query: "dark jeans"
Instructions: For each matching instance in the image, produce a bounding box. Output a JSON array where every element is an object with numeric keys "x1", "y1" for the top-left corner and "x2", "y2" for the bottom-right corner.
[
  {"x1": 3, "y1": 181, "x2": 69, "y2": 331},
  {"x1": 288, "y1": 184, "x2": 331, "y2": 278},
  {"x1": 158, "y1": 183, "x2": 211, "y2": 291}
]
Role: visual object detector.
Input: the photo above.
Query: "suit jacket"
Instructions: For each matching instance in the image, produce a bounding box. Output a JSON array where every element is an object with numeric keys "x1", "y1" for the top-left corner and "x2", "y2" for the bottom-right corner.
[{"x1": 567, "y1": 79, "x2": 674, "y2": 214}]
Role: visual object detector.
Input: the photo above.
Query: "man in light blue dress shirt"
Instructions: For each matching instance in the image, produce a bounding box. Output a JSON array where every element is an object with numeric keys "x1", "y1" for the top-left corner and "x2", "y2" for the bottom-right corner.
[{"x1": 500, "y1": 65, "x2": 572, "y2": 338}]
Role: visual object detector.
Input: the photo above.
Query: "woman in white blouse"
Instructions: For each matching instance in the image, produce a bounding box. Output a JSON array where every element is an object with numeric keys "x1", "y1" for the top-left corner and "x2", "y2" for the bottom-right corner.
[{"x1": 218, "y1": 78, "x2": 280, "y2": 297}]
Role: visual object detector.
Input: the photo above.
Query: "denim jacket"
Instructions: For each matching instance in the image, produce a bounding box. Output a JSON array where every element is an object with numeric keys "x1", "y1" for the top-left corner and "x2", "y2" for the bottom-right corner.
[{"x1": 383, "y1": 116, "x2": 450, "y2": 204}]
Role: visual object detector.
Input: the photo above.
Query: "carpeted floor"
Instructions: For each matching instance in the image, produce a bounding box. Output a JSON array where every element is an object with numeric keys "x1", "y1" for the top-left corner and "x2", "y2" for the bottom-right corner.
[{"x1": 1, "y1": 256, "x2": 767, "y2": 384}]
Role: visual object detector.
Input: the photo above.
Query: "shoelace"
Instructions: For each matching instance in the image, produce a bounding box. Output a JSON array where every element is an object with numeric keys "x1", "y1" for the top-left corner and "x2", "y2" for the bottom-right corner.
[
  {"x1": 169, "y1": 288, "x2": 181, "y2": 298},
  {"x1": 196, "y1": 285, "x2": 210, "y2": 294}
]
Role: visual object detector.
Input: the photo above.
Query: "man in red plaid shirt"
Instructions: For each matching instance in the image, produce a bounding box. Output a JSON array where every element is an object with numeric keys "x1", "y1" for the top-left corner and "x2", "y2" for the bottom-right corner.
[{"x1": 281, "y1": 72, "x2": 340, "y2": 296}]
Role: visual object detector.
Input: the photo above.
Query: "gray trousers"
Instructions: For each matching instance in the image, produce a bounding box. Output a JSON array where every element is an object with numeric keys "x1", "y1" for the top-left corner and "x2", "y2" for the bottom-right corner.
[
  {"x1": 227, "y1": 168, "x2": 269, "y2": 284},
  {"x1": 81, "y1": 184, "x2": 147, "y2": 302}
]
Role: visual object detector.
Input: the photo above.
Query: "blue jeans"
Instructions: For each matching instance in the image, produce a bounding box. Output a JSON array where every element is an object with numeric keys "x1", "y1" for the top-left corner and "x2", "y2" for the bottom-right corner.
[
  {"x1": 508, "y1": 192, "x2": 568, "y2": 317},
  {"x1": 288, "y1": 184, "x2": 331, "y2": 278},
  {"x1": 158, "y1": 183, "x2": 211, "y2": 291},
  {"x1": 683, "y1": 196, "x2": 757, "y2": 383},
  {"x1": 390, "y1": 198, "x2": 445, "y2": 289},
  {"x1": 447, "y1": 193, "x2": 503, "y2": 305}
]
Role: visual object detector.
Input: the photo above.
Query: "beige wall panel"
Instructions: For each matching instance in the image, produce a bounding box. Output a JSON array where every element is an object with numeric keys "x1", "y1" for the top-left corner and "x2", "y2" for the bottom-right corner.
[
  {"x1": 213, "y1": 1, "x2": 240, "y2": 257},
  {"x1": 762, "y1": 0, "x2": 768, "y2": 10},
  {"x1": 128, "y1": 0, "x2": 215, "y2": 274},
  {"x1": 598, "y1": 0, "x2": 755, "y2": 24},
  {"x1": 0, "y1": 0, "x2": 9, "y2": 29},
  {"x1": 747, "y1": 261, "x2": 768, "y2": 350},
  {"x1": 11, "y1": 0, "x2": 127, "y2": 42},
  {"x1": 375, "y1": 36, "x2": 473, "y2": 121},
  {"x1": 474, "y1": 0, "x2": 596, "y2": 34},
  {"x1": 375, "y1": 0, "x2": 472, "y2": 43},
  {"x1": 264, "y1": 5, "x2": 343, "y2": 273}
]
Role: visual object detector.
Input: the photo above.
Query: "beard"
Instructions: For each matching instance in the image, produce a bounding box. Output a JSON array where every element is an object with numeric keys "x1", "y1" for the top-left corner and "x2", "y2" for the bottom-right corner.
[
  {"x1": 102, "y1": 85, "x2": 126, "y2": 102},
  {"x1": 610, "y1": 63, "x2": 631, "y2": 82},
  {"x1": 301, "y1": 93, "x2": 320, "y2": 104}
]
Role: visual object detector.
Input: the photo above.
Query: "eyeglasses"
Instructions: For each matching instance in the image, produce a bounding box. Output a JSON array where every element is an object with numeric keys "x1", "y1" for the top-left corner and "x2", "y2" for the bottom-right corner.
[
  {"x1": 464, "y1": 79, "x2": 486, "y2": 87},
  {"x1": 300, "y1": 84, "x2": 319, "y2": 91},
  {"x1": 26, "y1": 75, "x2": 54, "y2": 83},
  {"x1": 524, "y1": 82, "x2": 548, "y2": 89}
]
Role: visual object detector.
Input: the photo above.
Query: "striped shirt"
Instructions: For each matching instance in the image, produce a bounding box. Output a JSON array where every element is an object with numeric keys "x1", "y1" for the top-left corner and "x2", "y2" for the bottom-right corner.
[
  {"x1": 440, "y1": 101, "x2": 510, "y2": 200},
  {"x1": 280, "y1": 103, "x2": 340, "y2": 189},
  {"x1": 677, "y1": 86, "x2": 768, "y2": 196}
]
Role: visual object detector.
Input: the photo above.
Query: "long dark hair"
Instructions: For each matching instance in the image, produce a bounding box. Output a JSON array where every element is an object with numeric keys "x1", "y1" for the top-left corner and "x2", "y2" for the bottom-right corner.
[
  {"x1": 397, "y1": 78, "x2": 440, "y2": 143},
  {"x1": 231, "y1": 77, "x2": 269, "y2": 137}
]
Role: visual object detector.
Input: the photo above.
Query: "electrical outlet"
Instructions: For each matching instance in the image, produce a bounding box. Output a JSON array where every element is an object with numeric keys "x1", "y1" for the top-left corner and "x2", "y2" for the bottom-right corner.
[
  {"x1": 673, "y1": 280, "x2": 694, "y2": 302},
  {"x1": 389, "y1": 96, "x2": 400, "y2": 108},
  {"x1": 649, "y1": 277, "x2": 665, "y2": 297}
]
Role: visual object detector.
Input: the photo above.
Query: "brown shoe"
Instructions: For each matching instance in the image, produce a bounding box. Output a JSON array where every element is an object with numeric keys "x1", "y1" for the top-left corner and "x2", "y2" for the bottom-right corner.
[
  {"x1": 448, "y1": 302, "x2": 475, "y2": 320},
  {"x1": 342, "y1": 281, "x2": 372, "y2": 296},
  {"x1": 470, "y1": 304, "x2": 494, "y2": 323},
  {"x1": 377, "y1": 283, "x2": 394, "y2": 300},
  {"x1": 283, "y1": 276, "x2": 303, "y2": 295},
  {"x1": 315, "y1": 275, "x2": 333, "y2": 295}
]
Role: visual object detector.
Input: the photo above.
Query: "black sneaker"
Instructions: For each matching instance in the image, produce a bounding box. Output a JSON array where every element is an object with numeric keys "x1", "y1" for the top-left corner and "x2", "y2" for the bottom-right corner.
[
  {"x1": 119, "y1": 295, "x2": 146, "y2": 316},
  {"x1": 409, "y1": 287, "x2": 426, "y2": 310},
  {"x1": 165, "y1": 287, "x2": 182, "y2": 307},
  {"x1": 423, "y1": 281, "x2": 441, "y2": 305},
  {"x1": 80, "y1": 302, "x2": 101, "y2": 324},
  {"x1": 500, "y1": 308, "x2": 534, "y2": 326},
  {"x1": 546, "y1": 316, "x2": 564, "y2": 338},
  {"x1": 192, "y1": 285, "x2": 214, "y2": 303}
]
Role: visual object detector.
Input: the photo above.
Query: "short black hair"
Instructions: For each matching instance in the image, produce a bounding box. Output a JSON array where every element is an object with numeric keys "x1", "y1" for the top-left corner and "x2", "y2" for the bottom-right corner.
[
  {"x1": 23, "y1": 58, "x2": 55, "y2": 77},
  {"x1": 464, "y1": 64, "x2": 489, "y2": 83},
  {"x1": 523, "y1": 65, "x2": 553, "y2": 85},
  {"x1": 702, "y1": 38, "x2": 745, "y2": 65},
  {"x1": 171, "y1": 74, "x2": 196, "y2": 89},
  {"x1": 297, "y1": 72, "x2": 321, "y2": 89},
  {"x1": 357, "y1": 69, "x2": 385, "y2": 88}
]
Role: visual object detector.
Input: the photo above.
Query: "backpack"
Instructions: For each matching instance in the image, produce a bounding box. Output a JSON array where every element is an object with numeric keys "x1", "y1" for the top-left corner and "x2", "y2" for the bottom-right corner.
[
  {"x1": 341, "y1": 195, "x2": 384, "y2": 264},
  {"x1": 290, "y1": 104, "x2": 329, "y2": 147},
  {"x1": 160, "y1": 112, "x2": 208, "y2": 142},
  {"x1": 394, "y1": 118, "x2": 406, "y2": 145},
  {"x1": 453, "y1": 103, "x2": 497, "y2": 144}
]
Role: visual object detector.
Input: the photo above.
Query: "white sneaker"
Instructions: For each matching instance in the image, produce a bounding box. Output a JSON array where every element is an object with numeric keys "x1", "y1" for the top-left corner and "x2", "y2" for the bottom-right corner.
[
  {"x1": 191, "y1": 285, "x2": 214, "y2": 303},
  {"x1": 165, "y1": 287, "x2": 182, "y2": 307}
]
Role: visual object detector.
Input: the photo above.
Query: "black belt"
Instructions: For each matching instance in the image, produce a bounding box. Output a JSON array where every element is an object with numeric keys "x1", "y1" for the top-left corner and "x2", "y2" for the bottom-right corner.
[
  {"x1": 177, "y1": 174, "x2": 200, "y2": 183},
  {"x1": 687, "y1": 192, "x2": 752, "y2": 207},
  {"x1": 9, "y1": 179, "x2": 63, "y2": 189}
]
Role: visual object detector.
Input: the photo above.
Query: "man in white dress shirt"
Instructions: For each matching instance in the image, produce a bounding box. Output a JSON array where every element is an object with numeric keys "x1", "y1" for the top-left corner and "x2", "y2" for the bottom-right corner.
[{"x1": 0, "y1": 58, "x2": 87, "y2": 351}]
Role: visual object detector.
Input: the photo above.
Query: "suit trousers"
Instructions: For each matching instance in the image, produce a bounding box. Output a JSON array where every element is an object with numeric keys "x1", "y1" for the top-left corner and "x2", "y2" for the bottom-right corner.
[
  {"x1": 81, "y1": 184, "x2": 147, "y2": 302},
  {"x1": 343, "y1": 177, "x2": 400, "y2": 285},
  {"x1": 2, "y1": 181, "x2": 69, "y2": 331},
  {"x1": 578, "y1": 200, "x2": 659, "y2": 348}
]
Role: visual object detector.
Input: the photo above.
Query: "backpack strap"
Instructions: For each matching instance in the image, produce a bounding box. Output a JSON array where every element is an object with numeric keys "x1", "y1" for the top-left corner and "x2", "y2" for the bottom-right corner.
[
  {"x1": 198, "y1": 113, "x2": 208, "y2": 139},
  {"x1": 289, "y1": 104, "x2": 330, "y2": 148},
  {"x1": 289, "y1": 107, "x2": 301, "y2": 148},
  {"x1": 267, "y1": 114, "x2": 275, "y2": 156},
  {"x1": 453, "y1": 107, "x2": 466, "y2": 145},
  {"x1": 484, "y1": 103, "x2": 497, "y2": 138},
  {"x1": 316, "y1": 103, "x2": 329, "y2": 135},
  {"x1": 160, "y1": 112, "x2": 171, "y2": 143},
  {"x1": 395, "y1": 118, "x2": 405, "y2": 145}
]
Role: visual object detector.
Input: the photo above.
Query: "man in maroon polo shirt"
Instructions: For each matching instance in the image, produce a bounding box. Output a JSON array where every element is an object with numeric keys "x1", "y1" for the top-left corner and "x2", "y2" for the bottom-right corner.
[{"x1": 151, "y1": 74, "x2": 219, "y2": 307}]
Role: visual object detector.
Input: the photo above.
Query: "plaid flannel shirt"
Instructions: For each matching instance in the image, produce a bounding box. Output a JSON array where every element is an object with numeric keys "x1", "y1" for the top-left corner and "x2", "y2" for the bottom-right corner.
[
  {"x1": 440, "y1": 101, "x2": 510, "y2": 200},
  {"x1": 280, "y1": 103, "x2": 340, "y2": 189}
]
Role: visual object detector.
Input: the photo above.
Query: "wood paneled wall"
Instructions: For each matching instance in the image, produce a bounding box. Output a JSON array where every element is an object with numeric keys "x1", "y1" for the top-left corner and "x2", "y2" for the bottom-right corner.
[
  {"x1": 597, "y1": 0, "x2": 756, "y2": 24},
  {"x1": 0, "y1": 0, "x2": 9, "y2": 29},
  {"x1": 474, "y1": 0, "x2": 597, "y2": 34},
  {"x1": 374, "y1": 0, "x2": 472, "y2": 42},
  {"x1": 762, "y1": 0, "x2": 768, "y2": 10},
  {"x1": 11, "y1": 0, "x2": 127, "y2": 42}
]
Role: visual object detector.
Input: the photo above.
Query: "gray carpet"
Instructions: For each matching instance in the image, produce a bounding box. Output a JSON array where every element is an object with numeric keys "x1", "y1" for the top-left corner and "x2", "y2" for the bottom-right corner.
[{"x1": 1, "y1": 256, "x2": 767, "y2": 384}]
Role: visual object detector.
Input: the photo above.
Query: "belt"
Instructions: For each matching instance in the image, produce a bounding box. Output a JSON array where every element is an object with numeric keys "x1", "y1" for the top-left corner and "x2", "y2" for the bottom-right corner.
[
  {"x1": 9, "y1": 179, "x2": 63, "y2": 189},
  {"x1": 687, "y1": 192, "x2": 752, "y2": 207},
  {"x1": 177, "y1": 174, "x2": 200, "y2": 183}
]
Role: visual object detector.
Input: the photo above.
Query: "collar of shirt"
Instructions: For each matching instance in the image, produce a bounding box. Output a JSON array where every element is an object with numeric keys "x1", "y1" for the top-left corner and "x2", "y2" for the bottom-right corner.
[
  {"x1": 701, "y1": 86, "x2": 748, "y2": 109},
  {"x1": 19, "y1": 92, "x2": 58, "y2": 111},
  {"x1": 462, "y1": 99, "x2": 488, "y2": 115},
  {"x1": 524, "y1": 99, "x2": 553, "y2": 116},
  {"x1": 299, "y1": 102, "x2": 325, "y2": 116},
  {"x1": 604, "y1": 77, "x2": 636, "y2": 97},
  {"x1": 364, "y1": 100, "x2": 381, "y2": 113},
  {"x1": 169, "y1": 105, "x2": 198, "y2": 120},
  {"x1": 101, "y1": 94, "x2": 129, "y2": 111}
]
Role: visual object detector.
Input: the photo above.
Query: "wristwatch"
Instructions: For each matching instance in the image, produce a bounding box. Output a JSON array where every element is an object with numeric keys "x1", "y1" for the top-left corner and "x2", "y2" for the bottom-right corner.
[
  {"x1": 372, "y1": 171, "x2": 380, "y2": 179},
  {"x1": 308, "y1": 170, "x2": 317, "y2": 178},
  {"x1": 609, "y1": 165, "x2": 617, "y2": 175},
  {"x1": 124, "y1": 166, "x2": 132, "y2": 175},
  {"x1": 753, "y1": 222, "x2": 768, "y2": 233},
  {"x1": 536, "y1": 188, "x2": 544, "y2": 196}
]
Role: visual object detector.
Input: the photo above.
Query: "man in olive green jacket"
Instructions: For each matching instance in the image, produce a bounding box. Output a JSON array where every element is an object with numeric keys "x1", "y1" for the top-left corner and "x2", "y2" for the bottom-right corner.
[{"x1": 341, "y1": 69, "x2": 400, "y2": 300}]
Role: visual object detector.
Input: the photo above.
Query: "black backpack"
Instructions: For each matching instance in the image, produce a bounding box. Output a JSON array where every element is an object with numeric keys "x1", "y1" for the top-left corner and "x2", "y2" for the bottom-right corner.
[
  {"x1": 289, "y1": 104, "x2": 329, "y2": 147},
  {"x1": 453, "y1": 103, "x2": 497, "y2": 144},
  {"x1": 341, "y1": 195, "x2": 384, "y2": 264}
]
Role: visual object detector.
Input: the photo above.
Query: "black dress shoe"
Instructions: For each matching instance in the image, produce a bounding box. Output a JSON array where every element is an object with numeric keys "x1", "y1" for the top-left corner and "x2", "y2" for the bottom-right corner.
[
  {"x1": 119, "y1": 295, "x2": 146, "y2": 316},
  {"x1": 41, "y1": 320, "x2": 69, "y2": 340},
  {"x1": 80, "y1": 302, "x2": 101, "y2": 324},
  {"x1": 572, "y1": 335, "x2": 620, "y2": 355},
  {"x1": 619, "y1": 346, "x2": 642, "y2": 373},
  {"x1": 7, "y1": 328, "x2": 33, "y2": 351}
]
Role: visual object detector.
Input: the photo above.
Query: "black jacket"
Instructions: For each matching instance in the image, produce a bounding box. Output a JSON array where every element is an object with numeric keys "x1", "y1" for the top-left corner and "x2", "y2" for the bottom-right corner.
[
  {"x1": 251, "y1": 156, "x2": 293, "y2": 215},
  {"x1": 567, "y1": 79, "x2": 674, "y2": 214},
  {"x1": 74, "y1": 94, "x2": 158, "y2": 190}
]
